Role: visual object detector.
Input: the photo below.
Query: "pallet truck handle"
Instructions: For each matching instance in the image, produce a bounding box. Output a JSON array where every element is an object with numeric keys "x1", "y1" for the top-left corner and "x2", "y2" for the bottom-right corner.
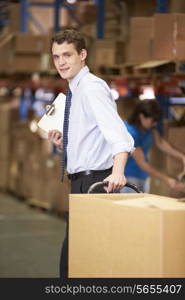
[{"x1": 87, "y1": 181, "x2": 142, "y2": 194}]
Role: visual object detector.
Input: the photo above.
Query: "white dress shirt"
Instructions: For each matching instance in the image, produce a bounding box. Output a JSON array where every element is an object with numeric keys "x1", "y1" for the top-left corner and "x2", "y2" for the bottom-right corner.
[{"x1": 67, "y1": 66, "x2": 134, "y2": 174}]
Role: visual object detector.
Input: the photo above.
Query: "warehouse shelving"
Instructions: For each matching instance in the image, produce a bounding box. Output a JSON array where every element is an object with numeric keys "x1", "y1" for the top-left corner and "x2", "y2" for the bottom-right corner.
[{"x1": 14, "y1": 0, "x2": 105, "y2": 38}]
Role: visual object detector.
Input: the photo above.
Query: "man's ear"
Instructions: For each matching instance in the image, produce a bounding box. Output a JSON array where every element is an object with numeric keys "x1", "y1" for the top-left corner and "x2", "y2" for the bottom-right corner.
[{"x1": 80, "y1": 49, "x2": 87, "y2": 61}]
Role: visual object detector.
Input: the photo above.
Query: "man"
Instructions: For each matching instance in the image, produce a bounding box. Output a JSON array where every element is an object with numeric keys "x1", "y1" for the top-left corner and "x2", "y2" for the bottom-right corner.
[{"x1": 48, "y1": 29, "x2": 134, "y2": 278}]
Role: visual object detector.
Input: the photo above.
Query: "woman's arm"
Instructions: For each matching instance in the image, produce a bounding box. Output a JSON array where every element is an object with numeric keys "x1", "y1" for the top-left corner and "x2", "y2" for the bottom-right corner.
[{"x1": 132, "y1": 146, "x2": 177, "y2": 188}]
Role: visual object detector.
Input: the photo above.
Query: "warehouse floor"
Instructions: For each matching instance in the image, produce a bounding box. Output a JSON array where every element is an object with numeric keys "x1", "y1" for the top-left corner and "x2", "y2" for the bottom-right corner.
[{"x1": 0, "y1": 192, "x2": 66, "y2": 278}]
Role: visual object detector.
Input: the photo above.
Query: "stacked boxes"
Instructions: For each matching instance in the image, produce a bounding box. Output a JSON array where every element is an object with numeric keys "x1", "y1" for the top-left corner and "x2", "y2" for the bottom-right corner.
[
  {"x1": 165, "y1": 125, "x2": 185, "y2": 198},
  {"x1": 0, "y1": 103, "x2": 19, "y2": 190},
  {"x1": 127, "y1": 17, "x2": 154, "y2": 64},
  {"x1": 13, "y1": 33, "x2": 51, "y2": 72},
  {"x1": 153, "y1": 13, "x2": 185, "y2": 60},
  {"x1": 126, "y1": 13, "x2": 185, "y2": 64},
  {"x1": 0, "y1": 33, "x2": 52, "y2": 73},
  {"x1": 8, "y1": 122, "x2": 43, "y2": 197},
  {"x1": 88, "y1": 39, "x2": 125, "y2": 72},
  {"x1": 7, "y1": 120, "x2": 70, "y2": 213},
  {"x1": 0, "y1": 35, "x2": 14, "y2": 73},
  {"x1": 0, "y1": 102, "x2": 70, "y2": 214}
]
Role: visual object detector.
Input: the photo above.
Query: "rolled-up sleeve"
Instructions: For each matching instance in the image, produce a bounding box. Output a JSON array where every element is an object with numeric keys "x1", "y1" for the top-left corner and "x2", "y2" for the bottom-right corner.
[{"x1": 84, "y1": 82, "x2": 135, "y2": 156}]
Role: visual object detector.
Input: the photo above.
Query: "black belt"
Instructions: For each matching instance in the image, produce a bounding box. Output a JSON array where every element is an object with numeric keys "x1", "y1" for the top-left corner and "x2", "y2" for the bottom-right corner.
[{"x1": 67, "y1": 167, "x2": 112, "y2": 181}]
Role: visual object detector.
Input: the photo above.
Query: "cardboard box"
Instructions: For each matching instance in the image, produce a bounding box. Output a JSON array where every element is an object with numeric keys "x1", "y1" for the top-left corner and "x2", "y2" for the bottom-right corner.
[
  {"x1": 8, "y1": 3, "x2": 20, "y2": 32},
  {"x1": 88, "y1": 40, "x2": 125, "y2": 69},
  {"x1": 11, "y1": 123, "x2": 52, "y2": 162},
  {"x1": 0, "y1": 38, "x2": 14, "y2": 72},
  {"x1": 69, "y1": 193, "x2": 185, "y2": 278},
  {"x1": 30, "y1": 6, "x2": 73, "y2": 34},
  {"x1": 8, "y1": 160, "x2": 24, "y2": 195},
  {"x1": 13, "y1": 54, "x2": 41, "y2": 72},
  {"x1": 0, "y1": 104, "x2": 11, "y2": 132},
  {"x1": 127, "y1": 38, "x2": 153, "y2": 64},
  {"x1": 15, "y1": 34, "x2": 48, "y2": 54},
  {"x1": 0, "y1": 104, "x2": 19, "y2": 132},
  {"x1": 153, "y1": 13, "x2": 185, "y2": 60},
  {"x1": 127, "y1": 17, "x2": 153, "y2": 63},
  {"x1": 166, "y1": 126, "x2": 185, "y2": 176},
  {"x1": 75, "y1": 2, "x2": 97, "y2": 25},
  {"x1": 27, "y1": 156, "x2": 67, "y2": 208},
  {"x1": 129, "y1": 17, "x2": 154, "y2": 39},
  {"x1": 0, "y1": 160, "x2": 9, "y2": 190},
  {"x1": 1, "y1": 134, "x2": 10, "y2": 159}
]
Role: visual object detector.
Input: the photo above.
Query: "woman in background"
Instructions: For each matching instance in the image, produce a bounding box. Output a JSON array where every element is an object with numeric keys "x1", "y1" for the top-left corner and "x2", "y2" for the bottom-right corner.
[{"x1": 121, "y1": 99, "x2": 185, "y2": 193}]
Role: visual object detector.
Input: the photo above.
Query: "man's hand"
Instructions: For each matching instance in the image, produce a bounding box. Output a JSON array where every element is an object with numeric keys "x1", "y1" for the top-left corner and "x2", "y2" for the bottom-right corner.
[
  {"x1": 103, "y1": 173, "x2": 127, "y2": 193},
  {"x1": 48, "y1": 130, "x2": 63, "y2": 151}
]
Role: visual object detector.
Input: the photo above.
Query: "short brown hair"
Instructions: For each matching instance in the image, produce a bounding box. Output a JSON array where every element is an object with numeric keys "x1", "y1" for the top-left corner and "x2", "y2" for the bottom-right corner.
[{"x1": 51, "y1": 29, "x2": 86, "y2": 54}]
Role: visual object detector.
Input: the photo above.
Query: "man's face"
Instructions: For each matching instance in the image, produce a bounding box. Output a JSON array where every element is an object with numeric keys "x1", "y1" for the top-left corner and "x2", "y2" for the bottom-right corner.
[{"x1": 52, "y1": 41, "x2": 87, "y2": 81}]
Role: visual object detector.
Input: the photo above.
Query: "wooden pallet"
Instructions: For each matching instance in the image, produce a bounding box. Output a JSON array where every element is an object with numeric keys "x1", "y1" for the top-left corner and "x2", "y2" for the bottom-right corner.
[{"x1": 92, "y1": 64, "x2": 124, "y2": 78}]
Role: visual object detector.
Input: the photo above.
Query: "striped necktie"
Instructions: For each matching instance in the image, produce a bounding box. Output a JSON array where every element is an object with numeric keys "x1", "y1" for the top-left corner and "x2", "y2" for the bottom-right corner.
[{"x1": 61, "y1": 88, "x2": 72, "y2": 181}]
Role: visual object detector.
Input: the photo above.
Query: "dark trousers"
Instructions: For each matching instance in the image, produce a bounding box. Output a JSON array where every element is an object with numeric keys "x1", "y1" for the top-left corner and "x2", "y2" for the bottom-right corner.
[{"x1": 59, "y1": 168, "x2": 112, "y2": 278}]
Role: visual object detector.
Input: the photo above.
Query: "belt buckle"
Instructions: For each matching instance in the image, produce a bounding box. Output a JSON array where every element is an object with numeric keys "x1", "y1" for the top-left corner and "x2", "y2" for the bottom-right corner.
[{"x1": 85, "y1": 170, "x2": 91, "y2": 176}]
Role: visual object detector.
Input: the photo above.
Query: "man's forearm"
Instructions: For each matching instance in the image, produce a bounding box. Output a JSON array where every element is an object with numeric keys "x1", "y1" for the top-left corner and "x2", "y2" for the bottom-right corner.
[{"x1": 112, "y1": 152, "x2": 129, "y2": 175}]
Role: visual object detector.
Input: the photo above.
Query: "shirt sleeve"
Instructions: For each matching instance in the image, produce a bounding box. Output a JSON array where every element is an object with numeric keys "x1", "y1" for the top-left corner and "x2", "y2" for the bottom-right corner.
[{"x1": 83, "y1": 81, "x2": 135, "y2": 156}]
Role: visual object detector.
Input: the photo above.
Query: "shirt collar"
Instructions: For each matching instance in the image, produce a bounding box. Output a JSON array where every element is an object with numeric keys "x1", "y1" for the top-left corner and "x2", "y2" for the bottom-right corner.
[{"x1": 69, "y1": 66, "x2": 89, "y2": 94}]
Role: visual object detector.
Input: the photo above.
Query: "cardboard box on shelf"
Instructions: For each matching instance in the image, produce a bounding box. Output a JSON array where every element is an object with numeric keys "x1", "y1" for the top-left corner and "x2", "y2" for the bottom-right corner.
[
  {"x1": 165, "y1": 126, "x2": 185, "y2": 176},
  {"x1": 127, "y1": 38, "x2": 153, "y2": 64},
  {"x1": 164, "y1": 125, "x2": 185, "y2": 198},
  {"x1": 13, "y1": 54, "x2": 41, "y2": 72},
  {"x1": 153, "y1": 13, "x2": 185, "y2": 60},
  {"x1": 8, "y1": 161, "x2": 23, "y2": 196},
  {"x1": 0, "y1": 104, "x2": 19, "y2": 132},
  {"x1": 11, "y1": 124, "x2": 52, "y2": 163},
  {"x1": 0, "y1": 104, "x2": 11, "y2": 132},
  {"x1": 0, "y1": 38, "x2": 14, "y2": 72},
  {"x1": 80, "y1": 24, "x2": 96, "y2": 39},
  {"x1": 29, "y1": 6, "x2": 73, "y2": 34},
  {"x1": 27, "y1": 156, "x2": 69, "y2": 210},
  {"x1": 1, "y1": 134, "x2": 10, "y2": 160},
  {"x1": 75, "y1": 2, "x2": 97, "y2": 25},
  {"x1": 0, "y1": 160, "x2": 9, "y2": 190},
  {"x1": 8, "y1": 3, "x2": 20, "y2": 32},
  {"x1": 15, "y1": 34, "x2": 47, "y2": 54},
  {"x1": 126, "y1": 17, "x2": 153, "y2": 64},
  {"x1": 129, "y1": 17, "x2": 154, "y2": 39},
  {"x1": 88, "y1": 39, "x2": 125, "y2": 70},
  {"x1": 69, "y1": 193, "x2": 185, "y2": 278}
]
